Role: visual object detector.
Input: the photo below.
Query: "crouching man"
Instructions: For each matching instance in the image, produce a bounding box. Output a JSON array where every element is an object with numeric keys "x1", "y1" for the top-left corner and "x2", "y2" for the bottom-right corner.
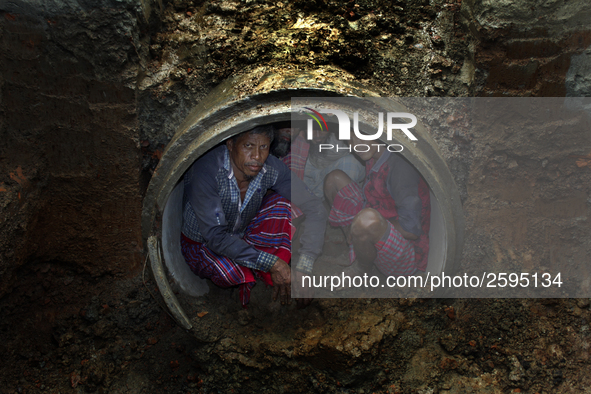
[
  {"x1": 181, "y1": 125, "x2": 326, "y2": 307},
  {"x1": 324, "y1": 132, "x2": 431, "y2": 280}
]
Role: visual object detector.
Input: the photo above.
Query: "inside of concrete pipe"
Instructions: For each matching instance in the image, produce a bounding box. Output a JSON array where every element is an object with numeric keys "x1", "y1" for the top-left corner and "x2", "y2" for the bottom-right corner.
[{"x1": 144, "y1": 91, "x2": 464, "y2": 329}]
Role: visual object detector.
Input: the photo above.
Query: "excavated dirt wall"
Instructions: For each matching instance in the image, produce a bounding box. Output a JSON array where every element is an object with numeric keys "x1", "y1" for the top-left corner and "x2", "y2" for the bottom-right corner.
[
  {"x1": 0, "y1": 2, "x2": 151, "y2": 298},
  {"x1": 464, "y1": 0, "x2": 591, "y2": 96},
  {"x1": 1, "y1": 0, "x2": 591, "y2": 393},
  {"x1": 2, "y1": 0, "x2": 589, "y2": 302}
]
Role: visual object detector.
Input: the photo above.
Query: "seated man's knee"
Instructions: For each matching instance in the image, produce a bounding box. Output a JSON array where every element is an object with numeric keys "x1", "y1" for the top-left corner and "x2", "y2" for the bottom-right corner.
[
  {"x1": 351, "y1": 208, "x2": 388, "y2": 241},
  {"x1": 324, "y1": 169, "x2": 352, "y2": 202},
  {"x1": 324, "y1": 169, "x2": 349, "y2": 188}
]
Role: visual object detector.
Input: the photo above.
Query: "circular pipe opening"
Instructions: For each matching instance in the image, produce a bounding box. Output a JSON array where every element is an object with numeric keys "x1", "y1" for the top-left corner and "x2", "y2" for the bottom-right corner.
[{"x1": 142, "y1": 69, "x2": 464, "y2": 328}]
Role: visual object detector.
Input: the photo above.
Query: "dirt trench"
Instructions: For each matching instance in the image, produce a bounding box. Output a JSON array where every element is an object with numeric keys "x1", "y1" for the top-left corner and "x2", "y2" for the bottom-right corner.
[
  {"x1": 2, "y1": 264, "x2": 591, "y2": 393},
  {"x1": 1, "y1": 0, "x2": 591, "y2": 393}
]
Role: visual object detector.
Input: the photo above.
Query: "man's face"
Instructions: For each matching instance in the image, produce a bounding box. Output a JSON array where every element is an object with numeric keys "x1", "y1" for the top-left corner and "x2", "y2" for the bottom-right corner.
[
  {"x1": 226, "y1": 132, "x2": 271, "y2": 181},
  {"x1": 310, "y1": 127, "x2": 330, "y2": 144},
  {"x1": 350, "y1": 132, "x2": 380, "y2": 162},
  {"x1": 277, "y1": 127, "x2": 292, "y2": 143}
]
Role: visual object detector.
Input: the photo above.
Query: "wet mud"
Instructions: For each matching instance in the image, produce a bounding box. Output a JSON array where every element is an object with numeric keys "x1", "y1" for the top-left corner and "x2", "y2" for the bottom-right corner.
[{"x1": 1, "y1": 226, "x2": 591, "y2": 393}]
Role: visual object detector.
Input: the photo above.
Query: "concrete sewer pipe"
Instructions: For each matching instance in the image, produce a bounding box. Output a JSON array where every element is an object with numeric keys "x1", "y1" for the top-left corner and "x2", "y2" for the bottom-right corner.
[{"x1": 141, "y1": 68, "x2": 465, "y2": 330}]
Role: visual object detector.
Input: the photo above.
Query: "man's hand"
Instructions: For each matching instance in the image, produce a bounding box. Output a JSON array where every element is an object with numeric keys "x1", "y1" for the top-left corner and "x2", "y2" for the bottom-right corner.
[
  {"x1": 294, "y1": 270, "x2": 314, "y2": 309},
  {"x1": 269, "y1": 258, "x2": 291, "y2": 305}
]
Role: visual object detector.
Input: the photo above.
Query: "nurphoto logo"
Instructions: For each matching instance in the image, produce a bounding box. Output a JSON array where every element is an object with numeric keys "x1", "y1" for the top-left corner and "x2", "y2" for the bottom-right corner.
[{"x1": 303, "y1": 107, "x2": 418, "y2": 153}]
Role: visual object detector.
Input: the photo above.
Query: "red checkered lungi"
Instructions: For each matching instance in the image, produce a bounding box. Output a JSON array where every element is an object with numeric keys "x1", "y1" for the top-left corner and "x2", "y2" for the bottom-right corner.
[
  {"x1": 328, "y1": 183, "x2": 417, "y2": 276},
  {"x1": 181, "y1": 192, "x2": 291, "y2": 306},
  {"x1": 283, "y1": 136, "x2": 309, "y2": 181}
]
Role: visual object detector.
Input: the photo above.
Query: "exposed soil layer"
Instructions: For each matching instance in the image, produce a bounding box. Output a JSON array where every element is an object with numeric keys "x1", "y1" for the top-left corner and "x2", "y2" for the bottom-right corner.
[
  {"x1": 1, "y1": 0, "x2": 591, "y2": 393},
  {"x1": 139, "y1": 0, "x2": 473, "y2": 147},
  {"x1": 0, "y1": 8, "x2": 145, "y2": 298},
  {"x1": 1, "y1": 262, "x2": 590, "y2": 393}
]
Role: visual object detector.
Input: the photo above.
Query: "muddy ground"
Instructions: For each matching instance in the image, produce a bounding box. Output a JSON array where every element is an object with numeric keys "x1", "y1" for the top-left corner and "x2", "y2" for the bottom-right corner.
[
  {"x1": 1, "y1": 0, "x2": 591, "y2": 393},
  {"x1": 1, "y1": 224, "x2": 591, "y2": 394}
]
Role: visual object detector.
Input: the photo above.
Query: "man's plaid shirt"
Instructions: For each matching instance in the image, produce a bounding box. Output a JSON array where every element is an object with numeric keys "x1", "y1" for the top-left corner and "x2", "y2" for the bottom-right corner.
[{"x1": 182, "y1": 145, "x2": 324, "y2": 273}]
